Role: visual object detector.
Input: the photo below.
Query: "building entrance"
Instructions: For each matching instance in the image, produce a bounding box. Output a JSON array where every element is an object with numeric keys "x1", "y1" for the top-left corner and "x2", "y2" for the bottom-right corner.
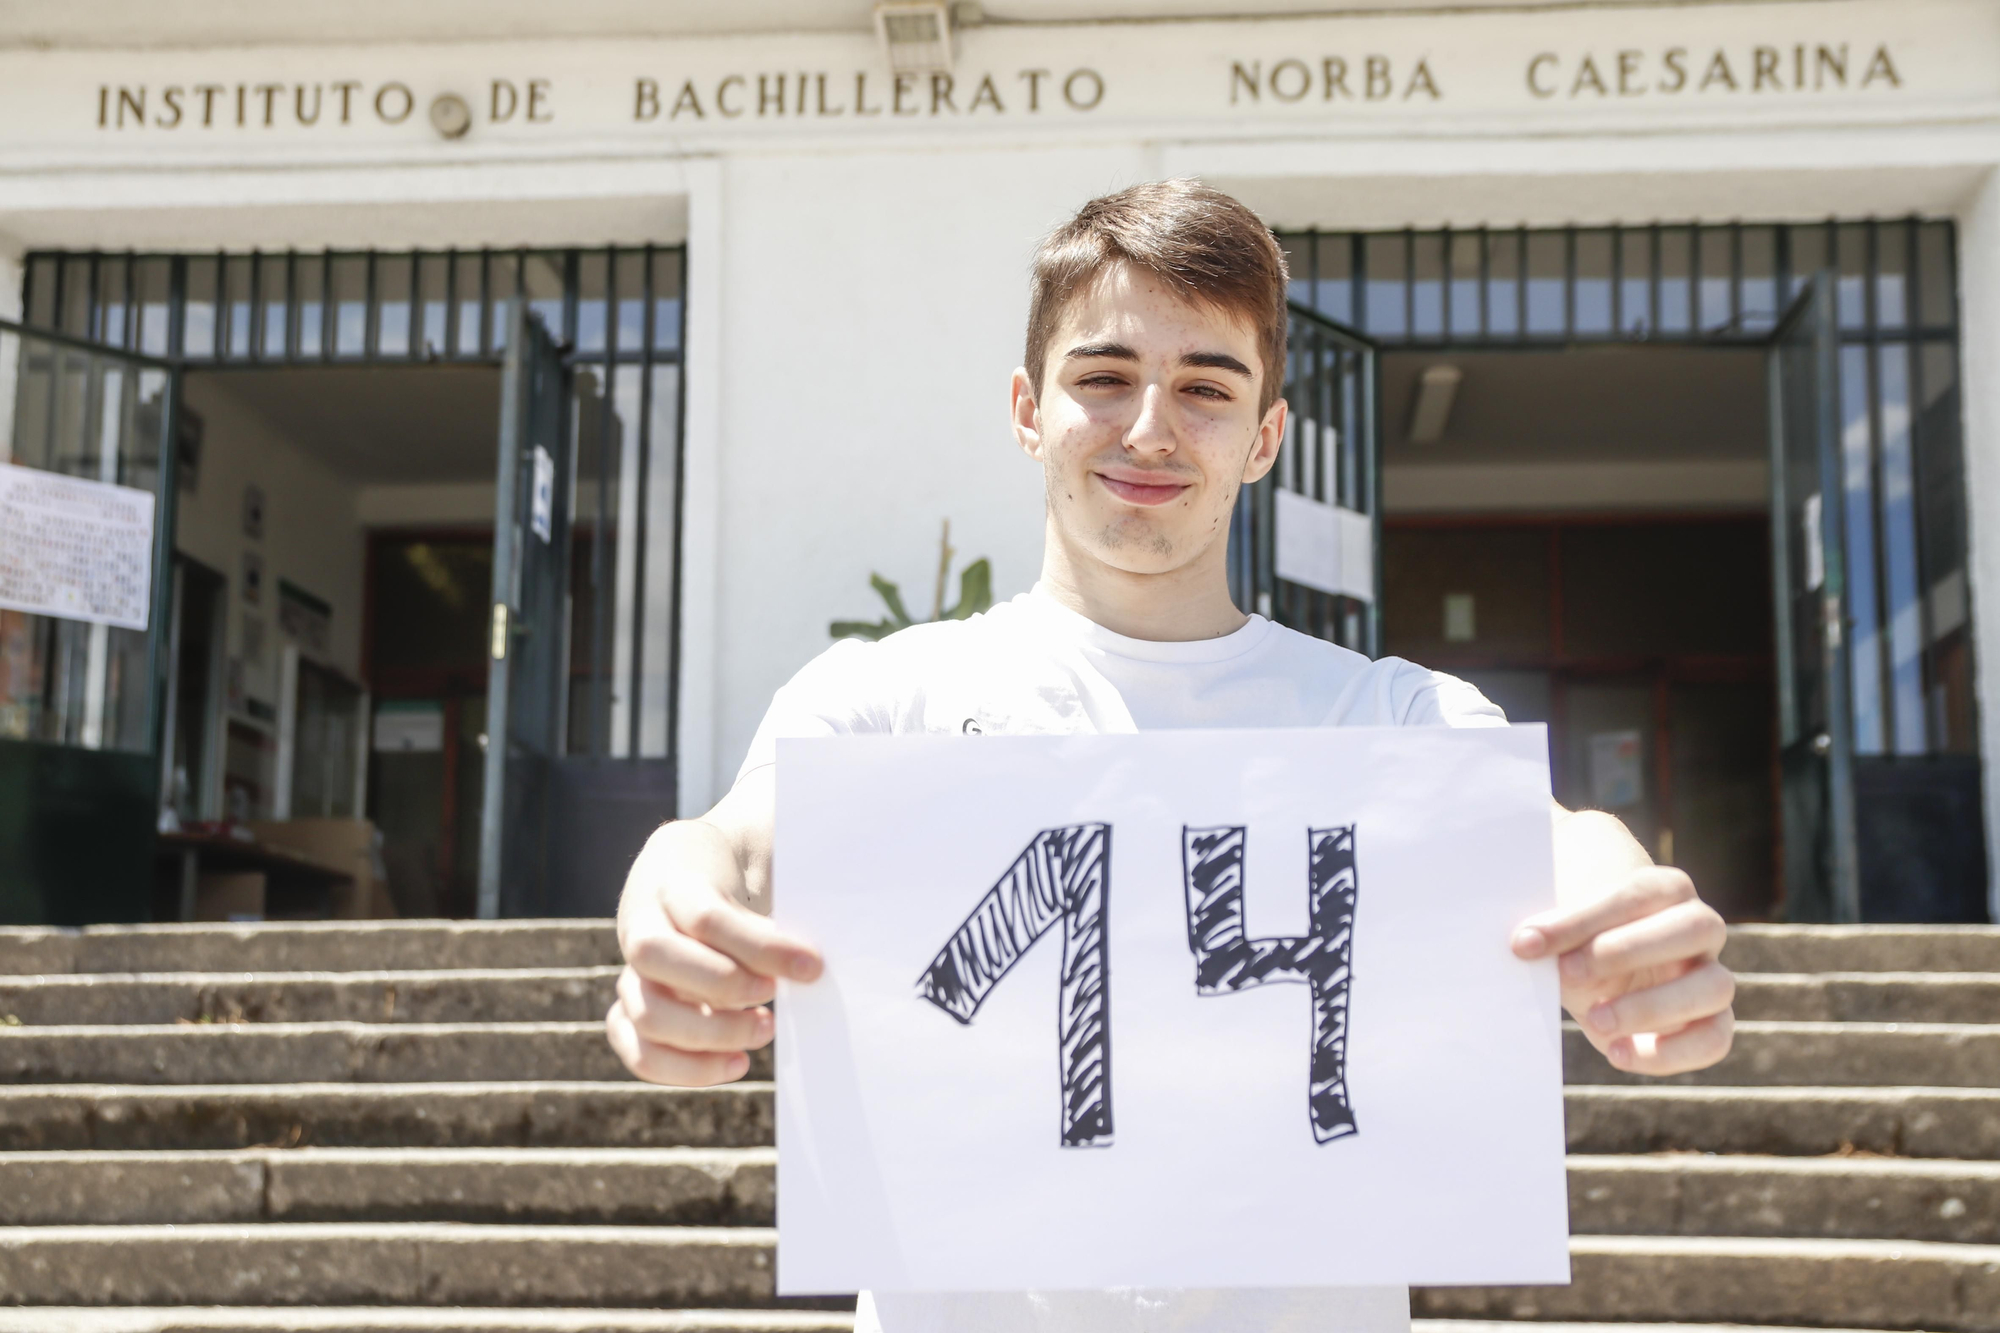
[
  {"x1": 1, "y1": 246, "x2": 686, "y2": 925},
  {"x1": 1263, "y1": 221, "x2": 1983, "y2": 923}
]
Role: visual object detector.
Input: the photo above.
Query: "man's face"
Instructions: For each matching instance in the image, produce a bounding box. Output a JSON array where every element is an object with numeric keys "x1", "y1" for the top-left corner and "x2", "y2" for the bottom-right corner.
[{"x1": 1012, "y1": 263, "x2": 1285, "y2": 578}]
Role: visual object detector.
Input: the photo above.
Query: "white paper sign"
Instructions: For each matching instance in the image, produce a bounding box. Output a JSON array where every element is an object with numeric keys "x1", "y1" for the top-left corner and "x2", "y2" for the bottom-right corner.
[
  {"x1": 530, "y1": 445, "x2": 555, "y2": 543},
  {"x1": 1274, "y1": 488, "x2": 1375, "y2": 603},
  {"x1": 0, "y1": 459, "x2": 155, "y2": 631},
  {"x1": 774, "y1": 725, "x2": 1568, "y2": 1296}
]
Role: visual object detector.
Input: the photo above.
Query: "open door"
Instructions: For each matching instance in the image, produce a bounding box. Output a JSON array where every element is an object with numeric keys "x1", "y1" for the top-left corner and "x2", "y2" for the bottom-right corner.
[
  {"x1": 1230, "y1": 303, "x2": 1382, "y2": 656},
  {"x1": 1767, "y1": 271, "x2": 1860, "y2": 922},
  {"x1": 477, "y1": 305, "x2": 573, "y2": 919},
  {"x1": 0, "y1": 321, "x2": 179, "y2": 923}
]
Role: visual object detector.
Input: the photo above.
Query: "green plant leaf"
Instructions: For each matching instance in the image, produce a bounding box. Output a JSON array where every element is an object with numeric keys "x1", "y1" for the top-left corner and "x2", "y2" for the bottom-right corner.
[
  {"x1": 829, "y1": 618, "x2": 899, "y2": 641},
  {"x1": 943, "y1": 558, "x2": 993, "y2": 620},
  {"x1": 869, "y1": 573, "x2": 916, "y2": 629}
]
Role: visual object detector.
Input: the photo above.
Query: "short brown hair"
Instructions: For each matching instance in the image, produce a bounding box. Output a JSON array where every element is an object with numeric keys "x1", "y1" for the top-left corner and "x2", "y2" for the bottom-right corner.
[{"x1": 1025, "y1": 179, "x2": 1290, "y2": 413}]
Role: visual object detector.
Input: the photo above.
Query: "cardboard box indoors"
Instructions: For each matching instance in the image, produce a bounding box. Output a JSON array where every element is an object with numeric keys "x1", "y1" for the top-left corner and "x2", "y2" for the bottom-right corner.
[
  {"x1": 195, "y1": 872, "x2": 266, "y2": 922},
  {"x1": 246, "y1": 819, "x2": 396, "y2": 919}
]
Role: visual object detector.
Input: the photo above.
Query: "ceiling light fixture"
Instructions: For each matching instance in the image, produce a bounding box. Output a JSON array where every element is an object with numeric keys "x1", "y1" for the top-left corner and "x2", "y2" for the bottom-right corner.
[
  {"x1": 874, "y1": 1, "x2": 955, "y2": 76},
  {"x1": 1407, "y1": 364, "x2": 1463, "y2": 444}
]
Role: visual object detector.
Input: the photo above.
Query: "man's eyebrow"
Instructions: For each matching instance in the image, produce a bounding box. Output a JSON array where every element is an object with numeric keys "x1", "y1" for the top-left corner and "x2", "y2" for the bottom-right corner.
[
  {"x1": 1181, "y1": 351, "x2": 1255, "y2": 380},
  {"x1": 1063, "y1": 341, "x2": 1139, "y2": 362}
]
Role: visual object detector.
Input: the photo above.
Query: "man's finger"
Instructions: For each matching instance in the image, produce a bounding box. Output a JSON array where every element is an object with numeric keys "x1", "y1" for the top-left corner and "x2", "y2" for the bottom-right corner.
[
  {"x1": 617, "y1": 967, "x2": 775, "y2": 1054},
  {"x1": 624, "y1": 923, "x2": 779, "y2": 1010},
  {"x1": 1605, "y1": 1008, "x2": 1736, "y2": 1077},
  {"x1": 605, "y1": 1001, "x2": 752, "y2": 1087},
  {"x1": 1560, "y1": 897, "x2": 1727, "y2": 990},
  {"x1": 1513, "y1": 865, "x2": 1696, "y2": 960},
  {"x1": 664, "y1": 887, "x2": 823, "y2": 985},
  {"x1": 1579, "y1": 959, "x2": 1735, "y2": 1042}
]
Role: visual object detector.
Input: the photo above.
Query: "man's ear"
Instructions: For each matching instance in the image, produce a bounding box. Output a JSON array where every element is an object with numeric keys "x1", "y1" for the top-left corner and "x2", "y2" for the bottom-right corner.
[
  {"x1": 1011, "y1": 368, "x2": 1045, "y2": 461},
  {"x1": 1241, "y1": 395, "x2": 1287, "y2": 484}
]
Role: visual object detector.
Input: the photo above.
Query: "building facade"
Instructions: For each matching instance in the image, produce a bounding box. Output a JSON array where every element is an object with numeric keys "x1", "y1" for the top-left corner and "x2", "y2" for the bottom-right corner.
[{"x1": 0, "y1": 0, "x2": 1993, "y2": 923}]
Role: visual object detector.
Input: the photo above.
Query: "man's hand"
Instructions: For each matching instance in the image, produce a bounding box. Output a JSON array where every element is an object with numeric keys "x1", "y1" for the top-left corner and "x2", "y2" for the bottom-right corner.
[
  {"x1": 605, "y1": 769, "x2": 822, "y2": 1087},
  {"x1": 1511, "y1": 807, "x2": 1735, "y2": 1076}
]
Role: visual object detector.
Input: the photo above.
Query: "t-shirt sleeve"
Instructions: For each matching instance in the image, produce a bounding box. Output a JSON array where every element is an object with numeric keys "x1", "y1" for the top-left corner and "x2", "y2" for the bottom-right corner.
[
  {"x1": 735, "y1": 638, "x2": 896, "y2": 781},
  {"x1": 1396, "y1": 665, "x2": 1510, "y2": 728}
]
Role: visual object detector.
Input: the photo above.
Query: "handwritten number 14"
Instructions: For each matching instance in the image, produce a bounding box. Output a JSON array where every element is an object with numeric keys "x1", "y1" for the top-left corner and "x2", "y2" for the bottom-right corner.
[{"x1": 916, "y1": 823, "x2": 1358, "y2": 1147}]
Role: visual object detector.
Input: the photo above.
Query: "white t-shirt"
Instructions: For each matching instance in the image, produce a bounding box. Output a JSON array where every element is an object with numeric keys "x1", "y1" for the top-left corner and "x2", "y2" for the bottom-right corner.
[{"x1": 741, "y1": 586, "x2": 1507, "y2": 1333}]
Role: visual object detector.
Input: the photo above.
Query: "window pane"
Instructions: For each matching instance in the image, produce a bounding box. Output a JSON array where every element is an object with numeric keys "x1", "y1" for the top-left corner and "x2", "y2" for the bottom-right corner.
[
  {"x1": 1873, "y1": 220, "x2": 1909, "y2": 331},
  {"x1": 1657, "y1": 228, "x2": 1692, "y2": 335},
  {"x1": 24, "y1": 255, "x2": 59, "y2": 328},
  {"x1": 60, "y1": 257, "x2": 92, "y2": 338},
  {"x1": 523, "y1": 252, "x2": 566, "y2": 336},
  {"x1": 419, "y1": 253, "x2": 450, "y2": 358},
  {"x1": 454, "y1": 252, "x2": 486, "y2": 357},
  {"x1": 135, "y1": 258, "x2": 173, "y2": 356},
  {"x1": 375, "y1": 253, "x2": 412, "y2": 357},
  {"x1": 1574, "y1": 230, "x2": 1612, "y2": 335},
  {"x1": 1915, "y1": 342, "x2": 1973, "y2": 751},
  {"x1": 488, "y1": 254, "x2": 520, "y2": 353},
  {"x1": 1917, "y1": 222, "x2": 1955, "y2": 330},
  {"x1": 1739, "y1": 226, "x2": 1778, "y2": 334},
  {"x1": 93, "y1": 254, "x2": 130, "y2": 348},
  {"x1": 614, "y1": 250, "x2": 649, "y2": 352},
  {"x1": 1279, "y1": 234, "x2": 1312, "y2": 310},
  {"x1": 574, "y1": 251, "x2": 609, "y2": 355},
  {"x1": 331, "y1": 256, "x2": 368, "y2": 357},
  {"x1": 295, "y1": 256, "x2": 325, "y2": 359},
  {"x1": 259, "y1": 254, "x2": 290, "y2": 359},
  {"x1": 1840, "y1": 343, "x2": 1883, "y2": 754},
  {"x1": 1836, "y1": 223, "x2": 1869, "y2": 332},
  {"x1": 650, "y1": 251, "x2": 682, "y2": 353},
  {"x1": 224, "y1": 255, "x2": 255, "y2": 359},
  {"x1": 1875, "y1": 343, "x2": 1924, "y2": 753},
  {"x1": 1697, "y1": 227, "x2": 1733, "y2": 335},
  {"x1": 1487, "y1": 231, "x2": 1522, "y2": 337},
  {"x1": 1447, "y1": 231, "x2": 1482, "y2": 339},
  {"x1": 1362, "y1": 233, "x2": 1406, "y2": 338},
  {"x1": 1619, "y1": 229, "x2": 1653, "y2": 338},
  {"x1": 183, "y1": 256, "x2": 218, "y2": 358},
  {"x1": 1525, "y1": 231, "x2": 1565, "y2": 336},
  {"x1": 1411, "y1": 232, "x2": 1444, "y2": 339},
  {"x1": 1788, "y1": 223, "x2": 1828, "y2": 301}
]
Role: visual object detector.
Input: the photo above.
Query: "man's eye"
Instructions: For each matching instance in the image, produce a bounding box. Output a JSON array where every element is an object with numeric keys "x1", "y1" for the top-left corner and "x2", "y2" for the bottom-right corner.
[
  {"x1": 1078, "y1": 374, "x2": 1125, "y2": 388},
  {"x1": 1186, "y1": 384, "x2": 1230, "y2": 400}
]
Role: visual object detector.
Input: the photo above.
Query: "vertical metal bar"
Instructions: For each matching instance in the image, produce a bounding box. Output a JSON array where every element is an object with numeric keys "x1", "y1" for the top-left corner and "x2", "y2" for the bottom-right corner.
[
  {"x1": 563, "y1": 250, "x2": 580, "y2": 348},
  {"x1": 320, "y1": 252, "x2": 335, "y2": 363},
  {"x1": 285, "y1": 251, "x2": 300, "y2": 361},
  {"x1": 120, "y1": 249, "x2": 136, "y2": 350},
  {"x1": 1441, "y1": 228, "x2": 1454, "y2": 338},
  {"x1": 1863, "y1": 218, "x2": 1896, "y2": 751},
  {"x1": 629, "y1": 245, "x2": 656, "y2": 764},
  {"x1": 665, "y1": 246, "x2": 691, "y2": 791},
  {"x1": 1904, "y1": 216, "x2": 1940, "y2": 749},
  {"x1": 479, "y1": 250, "x2": 493, "y2": 357},
  {"x1": 1610, "y1": 226, "x2": 1623, "y2": 338},
  {"x1": 1731, "y1": 222, "x2": 1745, "y2": 334},
  {"x1": 1402, "y1": 227, "x2": 1415, "y2": 339},
  {"x1": 1348, "y1": 234, "x2": 1362, "y2": 327},
  {"x1": 212, "y1": 250, "x2": 227, "y2": 359},
  {"x1": 1649, "y1": 224, "x2": 1662, "y2": 339},
  {"x1": 363, "y1": 250, "x2": 379, "y2": 360},
  {"x1": 1690, "y1": 223, "x2": 1704, "y2": 337},
  {"x1": 1478, "y1": 227, "x2": 1490, "y2": 340},
  {"x1": 408, "y1": 248, "x2": 423, "y2": 362},
  {"x1": 1775, "y1": 224, "x2": 1792, "y2": 319},
  {"x1": 85, "y1": 252, "x2": 100, "y2": 340},
  {"x1": 1306, "y1": 227, "x2": 1320, "y2": 315},
  {"x1": 445, "y1": 247, "x2": 460, "y2": 358},
  {"x1": 247, "y1": 248, "x2": 264, "y2": 363},
  {"x1": 1515, "y1": 228, "x2": 1528, "y2": 336},
  {"x1": 167, "y1": 256, "x2": 186, "y2": 361},
  {"x1": 591, "y1": 247, "x2": 618, "y2": 758},
  {"x1": 1562, "y1": 227, "x2": 1576, "y2": 341}
]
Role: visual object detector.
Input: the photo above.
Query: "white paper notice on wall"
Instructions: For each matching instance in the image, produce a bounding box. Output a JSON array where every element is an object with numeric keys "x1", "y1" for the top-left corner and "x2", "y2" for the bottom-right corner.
[
  {"x1": 1273, "y1": 487, "x2": 1374, "y2": 603},
  {"x1": 530, "y1": 445, "x2": 555, "y2": 543},
  {"x1": 773, "y1": 725, "x2": 1567, "y2": 1296},
  {"x1": 0, "y1": 459, "x2": 155, "y2": 631}
]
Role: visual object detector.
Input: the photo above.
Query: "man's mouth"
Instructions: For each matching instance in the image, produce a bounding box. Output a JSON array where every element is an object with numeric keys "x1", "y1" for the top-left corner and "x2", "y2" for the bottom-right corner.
[{"x1": 1095, "y1": 470, "x2": 1192, "y2": 507}]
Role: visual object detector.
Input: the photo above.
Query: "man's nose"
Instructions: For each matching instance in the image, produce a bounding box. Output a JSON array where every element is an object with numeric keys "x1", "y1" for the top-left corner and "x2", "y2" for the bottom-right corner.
[{"x1": 1123, "y1": 383, "x2": 1177, "y2": 456}]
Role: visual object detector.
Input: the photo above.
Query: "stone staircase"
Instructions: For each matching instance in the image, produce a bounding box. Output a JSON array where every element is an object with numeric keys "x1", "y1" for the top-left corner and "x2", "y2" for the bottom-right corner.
[{"x1": 0, "y1": 921, "x2": 1992, "y2": 1332}]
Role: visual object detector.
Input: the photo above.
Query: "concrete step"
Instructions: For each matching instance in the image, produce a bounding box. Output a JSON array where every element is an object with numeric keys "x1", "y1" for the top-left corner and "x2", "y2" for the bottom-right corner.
[
  {"x1": 0, "y1": 969, "x2": 621, "y2": 1026},
  {"x1": 0, "y1": 922, "x2": 620, "y2": 976},
  {"x1": 6, "y1": 920, "x2": 1990, "y2": 979},
  {"x1": 0, "y1": 1082, "x2": 775, "y2": 1152},
  {"x1": 1733, "y1": 972, "x2": 2000, "y2": 1023},
  {"x1": 14, "y1": 1148, "x2": 1995, "y2": 1245},
  {"x1": 0, "y1": 1147, "x2": 773, "y2": 1227},
  {"x1": 6, "y1": 1081, "x2": 1995, "y2": 1158},
  {"x1": 1564, "y1": 1085, "x2": 2000, "y2": 1159},
  {"x1": 1569, "y1": 1154, "x2": 2000, "y2": 1245},
  {"x1": 0, "y1": 1022, "x2": 769, "y2": 1085},
  {"x1": 0, "y1": 1223, "x2": 786, "y2": 1307},
  {"x1": 1415, "y1": 1235, "x2": 2000, "y2": 1332},
  {"x1": 1563, "y1": 1021, "x2": 2000, "y2": 1088},
  {"x1": 1723, "y1": 924, "x2": 2000, "y2": 975},
  {"x1": 0, "y1": 1316, "x2": 853, "y2": 1333}
]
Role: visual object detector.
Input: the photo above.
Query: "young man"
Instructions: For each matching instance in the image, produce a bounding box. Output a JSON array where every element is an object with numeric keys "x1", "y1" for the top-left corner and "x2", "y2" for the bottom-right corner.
[{"x1": 608, "y1": 180, "x2": 1736, "y2": 1332}]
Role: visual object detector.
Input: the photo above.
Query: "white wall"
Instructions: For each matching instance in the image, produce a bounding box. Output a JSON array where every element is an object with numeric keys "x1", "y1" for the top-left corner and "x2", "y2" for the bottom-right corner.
[
  {"x1": 177, "y1": 375, "x2": 365, "y2": 699},
  {"x1": 695, "y1": 144, "x2": 1150, "y2": 804}
]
